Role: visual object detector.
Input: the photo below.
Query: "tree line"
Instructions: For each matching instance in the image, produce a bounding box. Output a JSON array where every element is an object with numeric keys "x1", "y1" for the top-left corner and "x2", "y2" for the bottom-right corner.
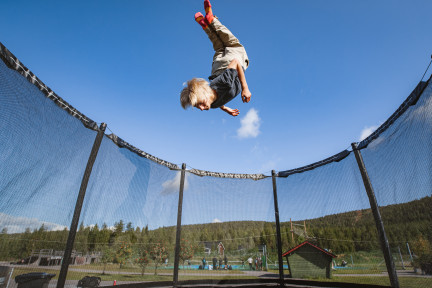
[{"x1": 0, "y1": 196, "x2": 430, "y2": 264}]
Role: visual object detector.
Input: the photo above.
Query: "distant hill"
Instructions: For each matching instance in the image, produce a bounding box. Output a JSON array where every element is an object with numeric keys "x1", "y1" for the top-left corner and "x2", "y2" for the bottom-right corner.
[
  {"x1": 0, "y1": 197, "x2": 430, "y2": 261},
  {"x1": 282, "y1": 196, "x2": 432, "y2": 253}
]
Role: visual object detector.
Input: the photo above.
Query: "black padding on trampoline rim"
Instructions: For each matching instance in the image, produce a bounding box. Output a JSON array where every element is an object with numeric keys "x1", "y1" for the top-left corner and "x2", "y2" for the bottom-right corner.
[
  {"x1": 358, "y1": 79, "x2": 430, "y2": 149},
  {"x1": 277, "y1": 149, "x2": 351, "y2": 177},
  {"x1": 102, "y1": 278, "x2": 391, "y2": 288},
  {"x1": 0, "y1": 41, "x2": 98, "y2": 130}
]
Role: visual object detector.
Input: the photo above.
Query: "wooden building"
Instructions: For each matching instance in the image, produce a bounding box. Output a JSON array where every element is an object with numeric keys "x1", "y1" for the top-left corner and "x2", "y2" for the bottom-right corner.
[{"x1": 282, "y1": 241, "x2": 336, "y2": 279}]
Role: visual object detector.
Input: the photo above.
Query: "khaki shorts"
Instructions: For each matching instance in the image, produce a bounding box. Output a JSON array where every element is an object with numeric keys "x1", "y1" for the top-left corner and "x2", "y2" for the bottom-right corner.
[{"x1": 204, "y1": 17, "x2": 249, "y2": 77}]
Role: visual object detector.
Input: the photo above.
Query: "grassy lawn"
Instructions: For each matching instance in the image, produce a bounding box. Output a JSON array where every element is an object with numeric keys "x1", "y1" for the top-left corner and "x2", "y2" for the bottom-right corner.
[
  {"x1": 318, "y1": 276, "x2": 431, "y2": 288},
  {"x1": 74, "y1": 263, "x2": 248, "y2": 274},
  {"x1": 333, "y1": 268, "x2": 383, "y2": 274},
  {"x1": 9, "y1": 266, "x2": 430, "y2": 288},
  {"x1": 9, "y1": 267, "x2": 171, "y2": 282},
  {"x1": 9, "y1": 266, "x2": 256, "y2": 282}
]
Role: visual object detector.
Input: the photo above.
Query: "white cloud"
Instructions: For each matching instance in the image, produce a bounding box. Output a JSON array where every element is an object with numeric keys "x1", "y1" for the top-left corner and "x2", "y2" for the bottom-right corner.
[
  {"x1": 237, "y1": 108, "x2": 261, "y2": 139},
  {"x1": 161, "y1": 172, "x2": 189, "y2": 195},
  {"x1": 0, "y1": 213, "x2": 67, "y2": 234},
  {"x1": 212, "y1": 218, "x2": 222, "y2": 223},
  {"x1": 359, "y1": 125, "x2": 379, "y2": 141}
]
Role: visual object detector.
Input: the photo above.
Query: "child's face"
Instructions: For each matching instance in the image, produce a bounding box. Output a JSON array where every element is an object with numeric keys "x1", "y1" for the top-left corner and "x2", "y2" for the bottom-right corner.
[{"x1": 195, "y1": 97, "x2": 211, "y2": 111}]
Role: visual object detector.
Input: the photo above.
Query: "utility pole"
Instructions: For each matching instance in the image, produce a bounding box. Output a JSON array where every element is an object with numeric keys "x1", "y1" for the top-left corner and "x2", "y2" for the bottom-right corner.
[
  {"x1": 304, "y1": 220, "x2": 307, "y2": 237},
  {"x1": 290, "y1": 218, "x2": 294, "y2": 243}
]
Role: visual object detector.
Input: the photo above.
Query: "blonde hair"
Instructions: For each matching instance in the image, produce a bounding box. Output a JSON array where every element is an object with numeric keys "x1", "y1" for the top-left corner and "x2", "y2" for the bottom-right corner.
[{"x1": 180, "y1": 78, "x2": 214, "y2": 109}]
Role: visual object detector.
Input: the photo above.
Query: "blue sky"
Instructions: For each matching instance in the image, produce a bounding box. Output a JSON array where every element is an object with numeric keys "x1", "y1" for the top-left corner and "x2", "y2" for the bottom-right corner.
[
  {"x1": 1, "y1": 50, "x2": 431, "y2": 232},
  {"x1": 1, "y1": 1, "x2": 432, "y2": 233},
  {"x1": 1, "y1": 0, "x2": 432, "y2": 175}
]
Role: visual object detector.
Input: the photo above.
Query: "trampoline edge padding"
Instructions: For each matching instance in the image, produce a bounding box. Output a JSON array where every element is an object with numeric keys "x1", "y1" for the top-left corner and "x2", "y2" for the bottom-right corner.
[{"x1": 102, "y1": 278, "x2": 391, "y2": 288}]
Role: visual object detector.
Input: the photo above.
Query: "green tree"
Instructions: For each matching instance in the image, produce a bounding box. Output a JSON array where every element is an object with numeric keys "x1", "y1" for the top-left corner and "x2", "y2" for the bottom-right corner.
[
  {"x1": 0, "y1": 228, "x2": 8, "y2": 260},
  {"x1": 135, "y1": 247, "x2": 150, "y2": 276},
  {"x1": 411, "y1": 236, "x2": 432, "y2": 274},
  {"x1": 179, "y1": 239, "x2": 196, "y2": 268},
  {"x1": 114, "y1": 220, "x2": 124, "y2": 234},
  {"x1": 115, "y1": 241, "x2": 132, "y2": 269},
  {"x1": 88, "y1": 224, "x2": 99, "y2": 251},
  {"x1": 150, "y1": 243, "x2": 168, "y2": 275},
  {"x1": 101, "y1": 246, "x2": 114, "y2": 275},
  {"x1": 125, "y1": 222, "x2": 137, "y2": 244},
  {"x1": 96, "y1": 224, "x2": 112, "y2": 251},
  {"x1": 21, "y1": 228, "x2": 33, "y2": 259},
  {"x1": 126, "y1": 222, "x2": 133, "y2": 232},
  {"x1": 75, "y1": 222, "x2": 89, "y2": 253}
]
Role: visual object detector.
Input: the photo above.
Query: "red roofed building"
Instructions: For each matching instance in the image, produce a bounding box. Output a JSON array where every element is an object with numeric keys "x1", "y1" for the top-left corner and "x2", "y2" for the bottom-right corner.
[{"x1": 282, "y1": 241, "x2": 336, "y2": 279}]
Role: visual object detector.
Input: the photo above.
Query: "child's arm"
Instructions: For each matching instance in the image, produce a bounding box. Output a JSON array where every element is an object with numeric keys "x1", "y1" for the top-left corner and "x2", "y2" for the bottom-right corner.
[
  {"x1": 228, "y1": 59, "x2": 251, "y2": 103},
  {"x1": 220, "y1": 105, "x2": 239, "y2": 116}
]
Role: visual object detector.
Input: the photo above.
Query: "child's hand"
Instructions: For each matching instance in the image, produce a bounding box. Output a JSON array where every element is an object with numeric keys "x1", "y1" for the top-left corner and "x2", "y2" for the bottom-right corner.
[
  {"x1": 242, "y1": 88, "x2": 251, "y2": 103},
  {"x1": 221, "y1": 105, "x2": 240, "y2": 116},
  {"x1": 226, "y1": 107, "x2": 240, "y2": 116}
]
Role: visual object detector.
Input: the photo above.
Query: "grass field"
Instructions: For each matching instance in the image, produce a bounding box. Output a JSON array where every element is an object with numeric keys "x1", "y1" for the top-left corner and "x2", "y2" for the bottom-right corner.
[
  {"x1": 320, "y1": 276, "x2": 431, "y2": 288},
  {"x1": 9, "y1": 267, "x2": 256, "y2": 282},
  {"x1": 8, "y1": 264, "x2": 431, "y2": 288}
]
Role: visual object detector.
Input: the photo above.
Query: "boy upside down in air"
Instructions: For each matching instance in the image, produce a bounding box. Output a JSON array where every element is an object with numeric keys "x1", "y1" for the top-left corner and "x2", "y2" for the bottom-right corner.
[{"x1": 180, "y1": 0, "x2": 251, "y2": 117}]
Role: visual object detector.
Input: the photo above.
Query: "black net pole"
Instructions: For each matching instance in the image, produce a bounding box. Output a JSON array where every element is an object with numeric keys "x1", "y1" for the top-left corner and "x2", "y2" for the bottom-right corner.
[
  {"x1": 351, "y1": 143, "x2": 399, "y2": 288},
  {"x1": 272, "y1": 170, "x2": 284, "y2": 287},
  {"x1": 173, "y1": 163, "x2": 186, "y2": 287},
  {"x1": 57, "y1": 123, "x2": 107, "y2": 288}
]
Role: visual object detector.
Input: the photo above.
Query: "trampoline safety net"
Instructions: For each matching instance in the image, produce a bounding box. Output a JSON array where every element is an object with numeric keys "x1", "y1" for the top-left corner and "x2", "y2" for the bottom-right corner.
[{"x1": 0, "y1": 41, "x2": 431, "y2": 288}]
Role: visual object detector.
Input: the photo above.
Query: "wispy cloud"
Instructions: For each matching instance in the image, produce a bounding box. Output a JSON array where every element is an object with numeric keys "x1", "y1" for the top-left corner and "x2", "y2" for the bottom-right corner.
[
  {"x1": 212, "y1": 218, "x2": 222, "y2": 223},
  {"x1": 0, "y1": 213, "x2": 66, "y2": 233},
  {"x1": 237, "y1": 108, "x2": 261, "y2": 139},
  {"x1": 161, "y1": 172, "x2": 189, "y2": 195},
  {"x1": 359, "y1": 125, "x2": 379, "y2": 141}
]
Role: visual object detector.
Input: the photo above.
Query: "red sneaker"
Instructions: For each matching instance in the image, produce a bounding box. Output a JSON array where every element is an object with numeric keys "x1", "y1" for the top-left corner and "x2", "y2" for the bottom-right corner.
[{"x1": 195, "y1": 12, "x2": 208, "y2": 29}]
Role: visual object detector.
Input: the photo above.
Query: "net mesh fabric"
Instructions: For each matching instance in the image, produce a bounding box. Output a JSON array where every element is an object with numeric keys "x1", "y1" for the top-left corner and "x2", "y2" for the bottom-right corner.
[
  {"x1": 71, "y1": 139, "x2": 179, "y2": 283},
  {"x1": 179, "y1": 174, "x2": 275, "y2": 279},
  {"x1": 1, "y1": 41, "x2": 431, "y2": 287},
  {"x1": 0, "y1": 58, "x2": 96, "y2": 267},
  {"x1": 277, "y1": 153, "x2": 388, "y2": 285},
  {"x1": 360, "y1": 80, "x2": 432, "y2": 278}
]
